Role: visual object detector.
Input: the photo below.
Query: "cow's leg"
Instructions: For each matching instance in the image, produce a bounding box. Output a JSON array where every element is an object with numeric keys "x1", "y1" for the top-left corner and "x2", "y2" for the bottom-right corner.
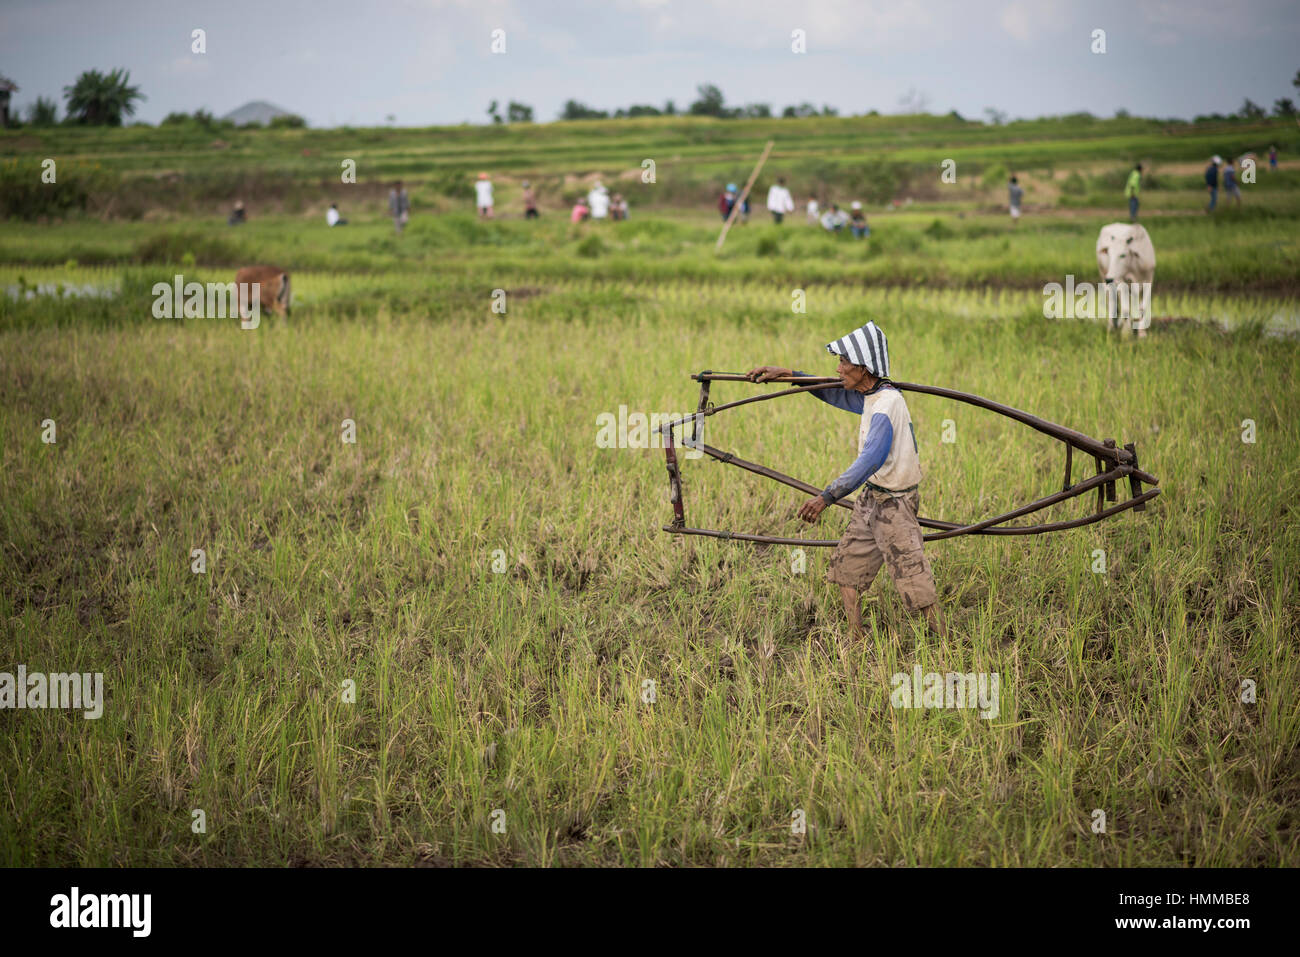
[
  {"x1": 1130, "y1": 281, "x2": 1150, "y2": 337},
  {"x1": 1104, "y1": 281, "x2": 1121, "y2": 331}
]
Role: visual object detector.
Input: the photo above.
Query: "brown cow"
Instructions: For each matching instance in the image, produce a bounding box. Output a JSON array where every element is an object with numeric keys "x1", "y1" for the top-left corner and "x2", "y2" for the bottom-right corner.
[{"x1": 234, "y1": 266, "x2": 291, "y2": 325}]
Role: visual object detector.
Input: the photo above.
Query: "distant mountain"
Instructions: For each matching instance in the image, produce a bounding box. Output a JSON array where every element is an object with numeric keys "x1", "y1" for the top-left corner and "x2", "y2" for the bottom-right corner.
[{"x1": 221, "y1": 101, "x2": 297, "y2": 125}]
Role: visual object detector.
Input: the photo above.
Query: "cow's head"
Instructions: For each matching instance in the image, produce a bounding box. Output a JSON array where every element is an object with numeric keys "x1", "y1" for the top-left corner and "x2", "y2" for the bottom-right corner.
[{"x1": 1099, "y1": 225, "x2": 1150, "y2": 285}]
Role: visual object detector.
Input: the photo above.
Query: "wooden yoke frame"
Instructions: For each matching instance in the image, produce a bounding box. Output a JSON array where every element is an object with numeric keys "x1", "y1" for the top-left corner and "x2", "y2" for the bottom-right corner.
[{"x1": 660, "y1": 372, "x2": 1160, "y2": 545}]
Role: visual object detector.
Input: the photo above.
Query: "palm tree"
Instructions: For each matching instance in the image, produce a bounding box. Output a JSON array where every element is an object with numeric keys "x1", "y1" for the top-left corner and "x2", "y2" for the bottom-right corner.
[
  {"x1": 62, "y1": 68, "x2": 145, "y2": 126},
  {"x1": 27, "y1": 97, "x2": 59, "y2": 126}
]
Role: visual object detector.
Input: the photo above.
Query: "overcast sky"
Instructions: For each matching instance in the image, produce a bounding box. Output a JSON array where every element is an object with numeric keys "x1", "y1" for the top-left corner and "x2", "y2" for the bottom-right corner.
[{"x1": 2, "y1": 0, "x2": 1297, "y2": 127}]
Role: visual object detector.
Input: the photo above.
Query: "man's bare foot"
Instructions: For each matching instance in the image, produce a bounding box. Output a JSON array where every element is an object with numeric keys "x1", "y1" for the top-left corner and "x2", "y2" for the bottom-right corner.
[{"x1": 922, "y1": 603, "x2": 947, "y2": 640}]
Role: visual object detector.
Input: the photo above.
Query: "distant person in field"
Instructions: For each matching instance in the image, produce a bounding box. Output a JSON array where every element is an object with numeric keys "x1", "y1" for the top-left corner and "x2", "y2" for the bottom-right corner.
[
  {"x1": 326, "y1": 203, "x2": 348, "y2": 226},
  {"x1": 228, "y1": 200, "x2": 246, "y2": 226},
  {"x1": 806, "y1": 195, "x2": 820, "y2": 225},
  {"x1": 821, "y1": 204, "x2": 848, "y2": 232},
  {"x1": 389, "y1": 182, "x2": 410, "y2": 234},
  {"x1": 739, "y1": 193, "x2": 751, "y2": 224},
  {"x1": 1222, "y1": 158, "x2": 1242, "y2": 208},
  {"x1": 570, "y1": 196, "x2": 590, "y2": 223},
  {"x1": 1204, "y1": 156, "x2": 1220, "y2": 213},
  {"x1": 849, "y1": 201, "x2": 869, "y2": 239},
  {"x1": 1124, "y1": 163, "x2": 1142, "y2": 221},
  {"x1": 1008, "y1": 176, "x2": 1024, "y2": 225},
  {"x1": 522, "y1": 181, "x2": 539, "y2": 219},
  {"x1": 718, "y1": 183, "x2": 737, "y2": 221},
  {"x1": 588, "y1": 181, "x2": 610, "y2": 219},
  {"x1": 745, "y1": 320, "x2": 946, "y2": 641},
  {"x1": 767, "y1": 177, "x2": 794, "y2": 224},
  {"x1": 476, "y1": 172, "x2": 494, "y2": 218},
  {"x1": 1268, "y1": 145, "x2": 1278, "y2": 171},
  {"x1": 609, "y1": 193, "x2": 628, "y2": 220}
]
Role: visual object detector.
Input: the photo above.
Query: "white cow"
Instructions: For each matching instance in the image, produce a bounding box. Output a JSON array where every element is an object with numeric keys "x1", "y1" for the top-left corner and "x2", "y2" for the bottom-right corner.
[{"x1": 1096, "y1": 223, "x2": 1156, "y2": 335}]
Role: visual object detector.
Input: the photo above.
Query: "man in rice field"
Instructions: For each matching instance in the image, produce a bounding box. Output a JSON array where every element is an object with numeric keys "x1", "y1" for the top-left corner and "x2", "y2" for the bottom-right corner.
[
  {"x1": 1008, "y1": 176, "x2": 1024, "y2": 226},
  {"x1": 1125, "y1": 163, "x2": 1142, "y2": 221},
  {"x1": 389, "y1": 181, "x2": 411, "y2": 234},
  {"x1": 1222, "y1": 158, "x2": 1243, "y2": 209},
  {"x1": 747, "y1": 320, "x2": 946, "y2": 640}
]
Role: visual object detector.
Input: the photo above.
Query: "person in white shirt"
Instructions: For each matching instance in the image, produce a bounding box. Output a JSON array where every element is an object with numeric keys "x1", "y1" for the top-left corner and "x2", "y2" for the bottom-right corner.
[
  {"x1": 821, "y1": 204, "x2": 849, "y2": 231},
  {"x1": 475, "y1": 172, "x2": 494, "y2": 218},
  {"x1": 388, "y1": 183, "x2": 409, "y2": 234},
  {"x1": 806, "y1": 195, "x2": 820, "y2": 225},
  {"x1": 766, "y1": 177, "x2": 795, "y2": 224},
  {"x1": 326, "y1": 203, "x2": 347, "y2": 227},
  {"x1": 588, "y1": 182, "x2": 610, "y2": 219}
]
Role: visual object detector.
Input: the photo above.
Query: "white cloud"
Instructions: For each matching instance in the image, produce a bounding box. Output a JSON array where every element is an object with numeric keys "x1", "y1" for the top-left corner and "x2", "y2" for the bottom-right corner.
[
  {"x1": 999, "y1": 3, "x2": 1031, "y2": 42},
  {"x1": 163, "y1": 55, "x2": 211, "y2": 76},
  {"x1": 999, "y1": 0, "x2": 1068, "y2": 44},
  {"x1": 1133, "y1": 0, "x2": 1288, "y2": 39}
]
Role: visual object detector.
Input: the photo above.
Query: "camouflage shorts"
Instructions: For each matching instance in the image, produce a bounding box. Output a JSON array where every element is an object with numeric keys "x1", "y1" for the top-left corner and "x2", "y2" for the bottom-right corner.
[{"x1": 826, "y1": 488, "x2": 937, "y2": 613}]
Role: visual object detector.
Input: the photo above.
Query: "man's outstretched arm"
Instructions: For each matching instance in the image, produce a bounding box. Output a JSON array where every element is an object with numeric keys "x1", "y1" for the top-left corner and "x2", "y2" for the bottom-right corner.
[
  {"x1": 819, "y1": 413, "x2": 893, "y2": 502},
  {"x1": 792, "y1": 369, "x2": 863, "y2": 414},
  {"x1": 743, "y1": 366, "x2": 864, "y2": 414},
  {"x1": 797, "y1": 411, "x2": 893, "y2": 523}
]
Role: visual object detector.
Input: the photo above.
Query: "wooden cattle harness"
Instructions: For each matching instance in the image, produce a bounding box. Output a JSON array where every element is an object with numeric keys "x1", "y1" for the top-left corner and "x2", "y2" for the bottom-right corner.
[{"x1": 659, "y1": 372, "x2": 1160, "y2": 546}]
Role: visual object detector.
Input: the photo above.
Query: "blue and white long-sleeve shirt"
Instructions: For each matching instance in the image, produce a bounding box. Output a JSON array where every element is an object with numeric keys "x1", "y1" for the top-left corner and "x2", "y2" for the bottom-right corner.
[{"x1": 794, "y1": 372, "x2": 923, "y2": 503}]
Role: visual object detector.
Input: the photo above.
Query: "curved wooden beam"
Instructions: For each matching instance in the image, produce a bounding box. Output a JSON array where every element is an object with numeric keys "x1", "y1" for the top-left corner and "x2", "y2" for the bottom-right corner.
[{"x1": 659, "y1": 371, "x2": 1161, "y2": 543}]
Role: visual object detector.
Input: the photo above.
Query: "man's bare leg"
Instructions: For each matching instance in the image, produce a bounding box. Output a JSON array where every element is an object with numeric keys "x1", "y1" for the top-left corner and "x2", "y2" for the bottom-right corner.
[
  {"x1": 921, "y1": 602, "x2": 947, "y2": 639},
  {"x1": 840, "y1": 585, "x2": 863, "y2": 639}
]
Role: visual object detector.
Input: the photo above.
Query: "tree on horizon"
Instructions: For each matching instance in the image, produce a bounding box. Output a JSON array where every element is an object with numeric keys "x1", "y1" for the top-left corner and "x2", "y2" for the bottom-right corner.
[{"x1": 63, "y1": 68, "x2": 144, "y2": 126}]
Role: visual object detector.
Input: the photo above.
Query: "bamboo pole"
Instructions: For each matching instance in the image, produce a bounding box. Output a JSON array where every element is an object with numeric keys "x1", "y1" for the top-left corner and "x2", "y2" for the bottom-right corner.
[{"x1": 715, "y1": 139, "x2": 774, "y2": 252}]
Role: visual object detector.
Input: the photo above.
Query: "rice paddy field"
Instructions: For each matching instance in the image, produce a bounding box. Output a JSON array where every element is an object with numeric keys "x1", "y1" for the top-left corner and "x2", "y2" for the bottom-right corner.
[{"x1": 1, "y1": 114, "x2": 1298, "y2": 867}]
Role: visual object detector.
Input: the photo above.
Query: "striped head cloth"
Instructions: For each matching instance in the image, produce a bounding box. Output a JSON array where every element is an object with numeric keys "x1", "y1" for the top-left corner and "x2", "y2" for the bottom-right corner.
[{"x1": 826, "y1": 321, "x2": 889, "y2": 378}]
